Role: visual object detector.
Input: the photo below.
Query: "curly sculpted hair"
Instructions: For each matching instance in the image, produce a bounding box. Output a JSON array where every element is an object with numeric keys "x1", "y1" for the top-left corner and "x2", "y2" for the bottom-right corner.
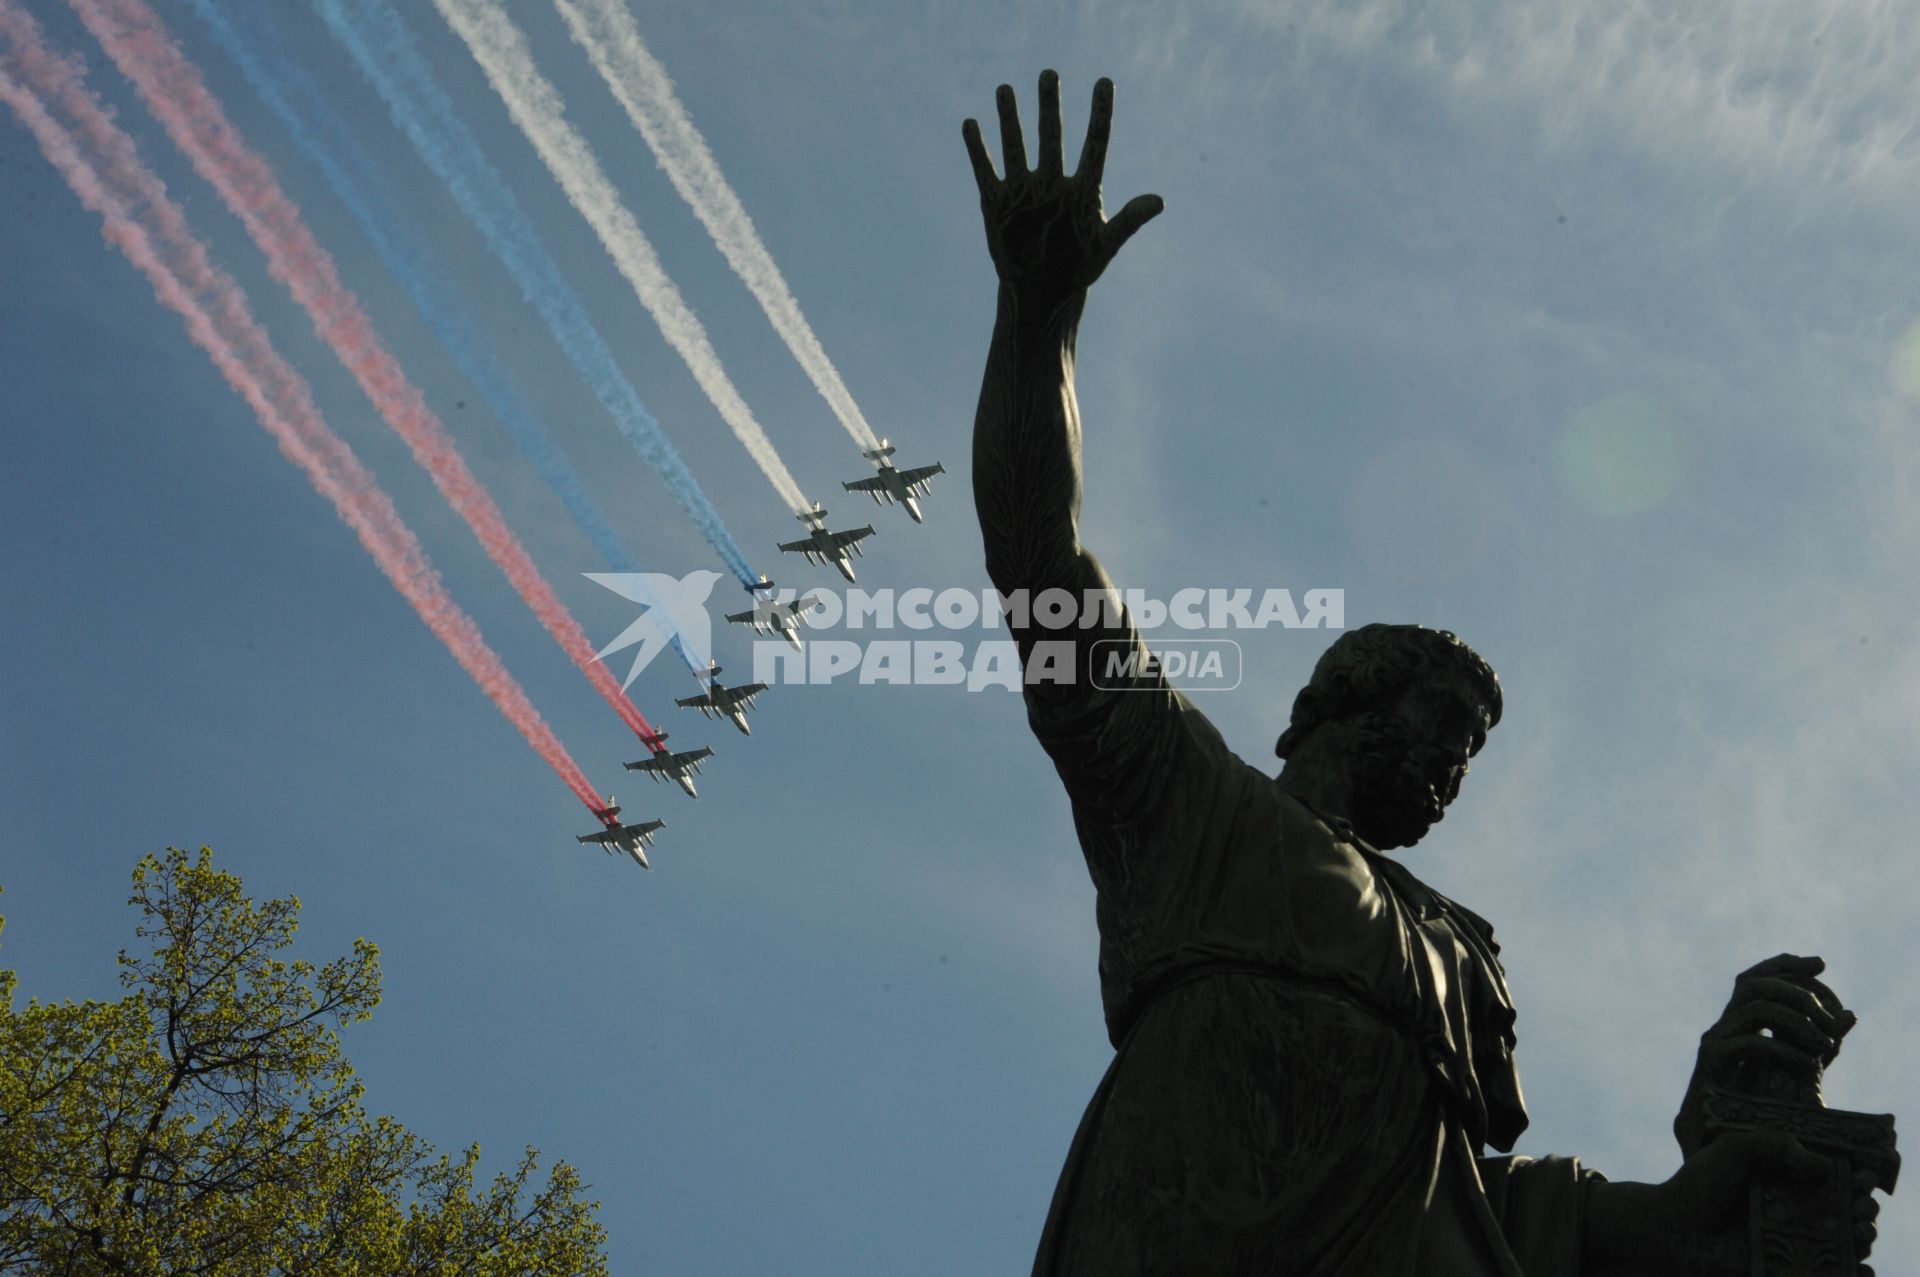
[{"x1": 1275, "y1": 623, "x2": 1502, "y2": 761}]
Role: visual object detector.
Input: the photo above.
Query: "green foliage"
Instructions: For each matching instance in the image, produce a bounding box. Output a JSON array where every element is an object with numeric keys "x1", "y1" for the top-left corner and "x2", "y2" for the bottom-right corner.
[{"x1": 0, "y1": 849, "x2": 607, "y2": 1275}]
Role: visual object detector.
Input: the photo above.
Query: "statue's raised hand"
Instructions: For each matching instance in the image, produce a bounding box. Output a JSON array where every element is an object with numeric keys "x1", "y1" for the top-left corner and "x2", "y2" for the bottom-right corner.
[{"x1": 963, "y1": 72, "x2": 1163, "y2": 298}]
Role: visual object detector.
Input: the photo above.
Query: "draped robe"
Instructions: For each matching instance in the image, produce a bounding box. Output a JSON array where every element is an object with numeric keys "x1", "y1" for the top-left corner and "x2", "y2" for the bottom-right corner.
[{"x1": 1023, "y1": 646, "x2": 1598, "y2": 1276}]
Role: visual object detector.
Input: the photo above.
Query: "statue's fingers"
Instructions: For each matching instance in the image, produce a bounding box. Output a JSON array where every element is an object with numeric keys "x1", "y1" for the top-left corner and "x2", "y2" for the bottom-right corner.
[
  {"x1": 1779, "y1": 1134, "x2": 1829, "y2": 1181},
  {"x1": 1036, "y1": 69, "x2": 1064, "y2": 176},
  {"x1": 1739, "y1": 953, "x2": 1825, "y2": 983},
  {"x1": 962, "y1": 118, "x2": 999, "y2": 194},
  {"x1": 996, "y1": 83, "x2": 1029, "y2": 176},
  {"x1": 1077, "y1": 77, "x2": 1114, "y2": 181},
  {"x1": 1700, "y1": 1030, "x2": 1823, "y2": 1077},
  {"x1": 1781, "y1": 975, "x2": 1858, "y2": 1044},
  {"x1": 1712, "y1": 1000, "x2": 1838, "y2": 1059},
  {"x1": 1781, "y1": 972, "x2": 1855, "y2": 1035},
  {"x1": 1728, "y1": 1129, "x2": 1830, "y2": 1181},
  {"x1": 1733, "y1": 975, "x2": 1851, "y2": 1038},
  {"x1": 1104, "y1": 193, "x2": 1164, "y2": 254}
]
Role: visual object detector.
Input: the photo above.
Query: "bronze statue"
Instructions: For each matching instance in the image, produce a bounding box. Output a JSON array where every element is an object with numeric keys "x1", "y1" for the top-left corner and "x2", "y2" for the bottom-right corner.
[{"x1": 963, "y1": 71, "x2": 1893, "y2": 1276}]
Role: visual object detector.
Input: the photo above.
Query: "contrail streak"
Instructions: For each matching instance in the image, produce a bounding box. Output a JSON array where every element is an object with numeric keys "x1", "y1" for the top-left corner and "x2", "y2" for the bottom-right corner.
[
  {"x1": 310, "y1": 0, "x2": 766, "y2": 585},
  {"x1": 186, "y1": 0, "x2": 706, "y2": 679},
  {"x1": 0, "y1": 0, "x2": 604, "y2": 812},
  {"x1": 430, "y1": 0, "x2": 814, "y2": 513},
  {"x1": 554, "y1": 0, "x2": 880, "y2": 452},
  {"x1": 68, "y1": 0, "x2": 674, "y2": 743}
]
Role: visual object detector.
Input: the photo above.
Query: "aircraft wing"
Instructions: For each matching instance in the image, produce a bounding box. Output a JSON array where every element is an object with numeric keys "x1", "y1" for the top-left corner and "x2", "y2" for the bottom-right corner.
[
  {"x1": 576, "y1": 830, "x2": 615, "y2": 846},
  {"x1": 632, "y1": 819, "x2": 666, "y2": 837},
  {"x1": 777, "y1": 536, "x2": 815, "y2": 553},
  {"x1": 727, "y1": 605, "x2": 790, "y2": 628},
  {"x1": 898, "y1": 463, "x2": 945, "y2": 486},
  {"x1": 626, "y1": 745, "x2": 711, "y2": 773},
  {"x1": 674, "y1": 691, "x2": 715, "y2": 710},
  {"x1": 715, "y1": 682, "x2": 766, "y2": 710},
  {"x1": 843, "y1": 475, "x2": 886, "y2": 493},
  {"x1": 828, "y1": 526, "x2": 875, "y2": 550}
]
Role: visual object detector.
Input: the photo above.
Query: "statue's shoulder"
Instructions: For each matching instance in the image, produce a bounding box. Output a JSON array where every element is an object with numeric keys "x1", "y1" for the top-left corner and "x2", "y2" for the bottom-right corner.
[
  {"x1": 1369, "y1": 854, "x2": 1507, "y2": 964},
  {"x1": 1438, "y1": 895, "x2": 1501, "y2": 956}
]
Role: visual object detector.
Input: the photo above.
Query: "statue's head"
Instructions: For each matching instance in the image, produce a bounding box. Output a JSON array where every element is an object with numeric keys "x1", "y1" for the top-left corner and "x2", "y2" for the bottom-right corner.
[{"x1": 1276, "y1": 623, "x2": 1501, "y2": 850}]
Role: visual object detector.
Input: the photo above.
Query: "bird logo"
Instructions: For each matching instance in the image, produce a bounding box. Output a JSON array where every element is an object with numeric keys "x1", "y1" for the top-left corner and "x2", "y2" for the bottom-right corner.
[{"x1": 585, "y1": 570, "x2": 724, "y2": 689}]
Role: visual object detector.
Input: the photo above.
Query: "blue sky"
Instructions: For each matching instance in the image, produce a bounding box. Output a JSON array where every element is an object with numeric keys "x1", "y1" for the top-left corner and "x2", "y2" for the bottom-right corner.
[{"x1": 4, "y1": 1, "x2": 1917, "y2": 1272}]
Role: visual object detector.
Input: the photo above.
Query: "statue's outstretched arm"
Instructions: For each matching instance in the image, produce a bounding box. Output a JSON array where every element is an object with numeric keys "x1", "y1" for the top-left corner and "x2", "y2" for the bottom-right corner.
[
  {"x1": 964, "y1": 75, "x2": 1212, "y2": 828},
  {"x1": 965, "y1": 73, "x2": 1161, "y2": 680}
]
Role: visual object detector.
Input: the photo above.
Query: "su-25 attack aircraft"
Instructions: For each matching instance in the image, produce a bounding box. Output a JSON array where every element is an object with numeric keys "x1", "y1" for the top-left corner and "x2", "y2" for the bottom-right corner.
[
  {"x1": 622, "y1": 732, "x2": 713, "y2": 798},
  {"x1": 842, "y1": 439, "x2": 944, "y2": 523},
  {"x1": 778, "y1": 503, "x2": 874, "y2": 583},
  {"x1": 674, "y1": 661, "x2": 767, "y2": 736},
  {"x1": 726, "y1": 577, "x2": 821, "y2": 651},
  {"x1": 576, "y1": 797, "x2": 666, "y2": 870}
]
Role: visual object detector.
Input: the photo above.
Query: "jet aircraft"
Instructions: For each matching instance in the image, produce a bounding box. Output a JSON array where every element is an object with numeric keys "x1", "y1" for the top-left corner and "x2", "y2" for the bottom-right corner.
[
  {"x1": 726, "y1": 579, "x2": 821, "y2": 650},
  {"x1": 575, "y1": 798, "x2": 666, "y2": 870},
  {"x1": 777, "y1": 504, "x2": 874, "y2": 583},
  {"x1": 842, "y1": 439, "x2": 944, "y2": 523},
  {"x1": 674, "y1": 662, "x2": 767, "y2": 736},
  {"x1": 623, "y1": 733, "x2": 713, "y2": 798}
]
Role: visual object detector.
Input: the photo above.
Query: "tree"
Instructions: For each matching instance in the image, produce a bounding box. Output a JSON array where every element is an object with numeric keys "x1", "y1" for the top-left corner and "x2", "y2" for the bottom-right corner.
[{"x1": 0, "y1": 847, "x2": 608, "y2": 1275}]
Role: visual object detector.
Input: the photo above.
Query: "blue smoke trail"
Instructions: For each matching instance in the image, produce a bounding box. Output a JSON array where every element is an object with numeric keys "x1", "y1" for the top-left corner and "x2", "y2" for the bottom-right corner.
[
  {"x1": 192, "y1": 0, "x2": 707, "y2": 675},
  {"x1": 306, "y1": 0, "x2": 760, "y2": 594}
]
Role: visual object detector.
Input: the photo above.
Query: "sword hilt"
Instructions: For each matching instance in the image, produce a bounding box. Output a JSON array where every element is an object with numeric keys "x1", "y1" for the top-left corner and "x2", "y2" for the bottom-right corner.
[{"x1": 1702, "y1": 1080, "x2": 1898, "y2": 1276}]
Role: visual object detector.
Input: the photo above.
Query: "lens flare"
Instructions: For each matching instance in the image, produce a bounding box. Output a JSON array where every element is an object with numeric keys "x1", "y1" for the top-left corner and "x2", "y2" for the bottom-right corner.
[{"x1": 1554, "y1": 393, "x2": 1686, "y2": 517}]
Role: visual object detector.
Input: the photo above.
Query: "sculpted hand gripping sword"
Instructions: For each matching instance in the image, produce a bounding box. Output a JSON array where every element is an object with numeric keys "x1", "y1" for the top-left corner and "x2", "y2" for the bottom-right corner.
[{"x1": 1703, "y1": 1006, "x2": 1898, "y2": 1276}]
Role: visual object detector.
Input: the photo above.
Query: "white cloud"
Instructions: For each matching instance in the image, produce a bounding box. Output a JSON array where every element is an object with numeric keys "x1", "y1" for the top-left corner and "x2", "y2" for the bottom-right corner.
[{"x1": 1266, "y1": 0, "x2": 1920, "y2": 213}]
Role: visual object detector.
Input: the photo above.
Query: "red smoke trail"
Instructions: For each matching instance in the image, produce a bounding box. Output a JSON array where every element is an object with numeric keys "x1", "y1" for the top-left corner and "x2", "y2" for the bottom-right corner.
[
  {"x1": 68, "y1": 0, "x2": 667, "y2": 751},
  {"x1": 0, "y1": 1, "x2": 606, "y2": 812}
]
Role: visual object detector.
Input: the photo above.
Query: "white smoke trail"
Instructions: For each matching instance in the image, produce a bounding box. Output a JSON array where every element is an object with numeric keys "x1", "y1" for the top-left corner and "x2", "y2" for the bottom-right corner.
[
  {"x1": 553, "y1": 0, "x2": 880, "y2": 453},
  {"x1": 431, "y1": 0, "x2": 812, "y2": 513}
]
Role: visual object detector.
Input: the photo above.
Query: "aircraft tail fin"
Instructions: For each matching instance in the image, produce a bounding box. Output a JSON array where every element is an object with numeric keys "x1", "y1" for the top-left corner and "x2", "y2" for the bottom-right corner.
[{"x1": 863, "y1": 439, "x2": 896, "y2": 462}]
